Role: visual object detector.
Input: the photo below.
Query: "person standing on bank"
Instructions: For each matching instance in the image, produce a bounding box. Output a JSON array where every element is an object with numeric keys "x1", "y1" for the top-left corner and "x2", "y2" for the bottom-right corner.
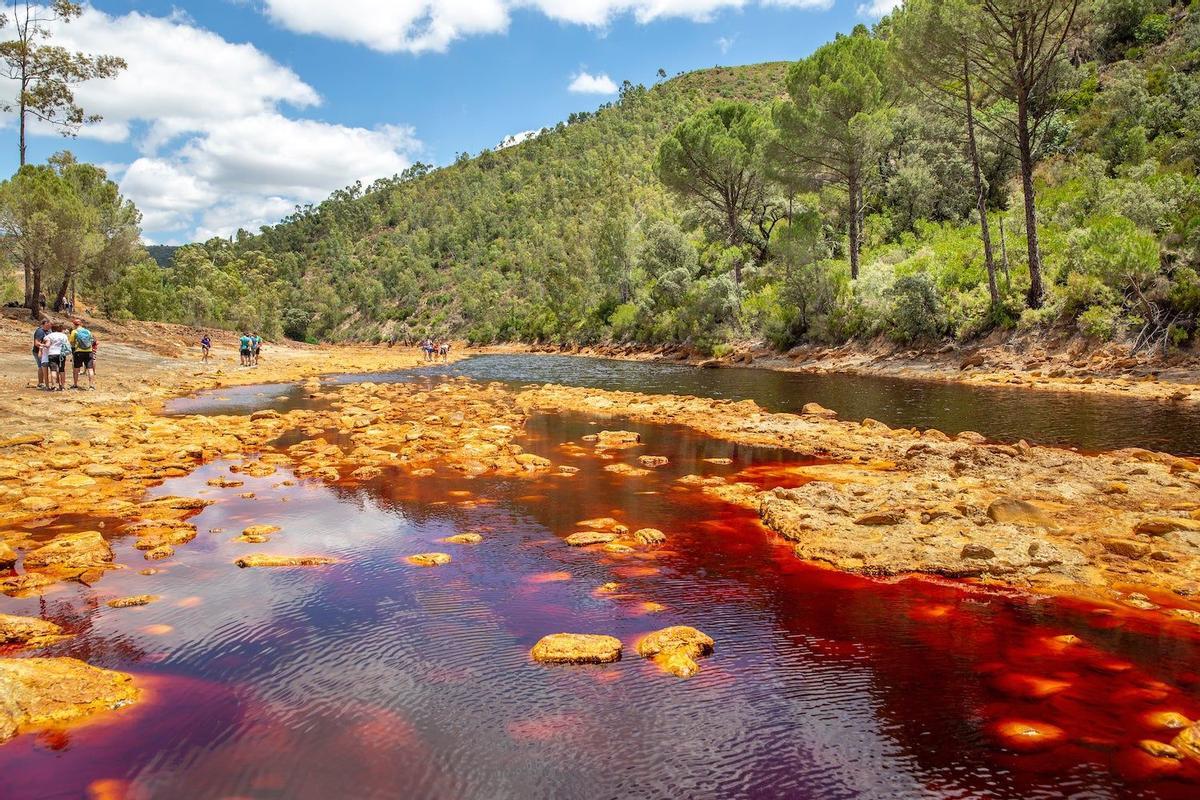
[
  {"x1": 69, "y1": 318, "x2": 97, "y2": 390},
  {"x1": 32, "y1": 318, "x2": 51, "y2": 389},
  {"x1": 40, "y1": 323, "x2": 70, "y2": 392}
]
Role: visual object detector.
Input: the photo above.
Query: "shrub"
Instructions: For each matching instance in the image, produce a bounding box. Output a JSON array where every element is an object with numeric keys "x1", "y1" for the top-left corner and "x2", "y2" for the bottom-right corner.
[
  {"x1": 887, "y1": 273, "x2": 947, "y2": 342},
  {"x1": 1078, "y1": 303, "x2": 1122, "y2": 339}
]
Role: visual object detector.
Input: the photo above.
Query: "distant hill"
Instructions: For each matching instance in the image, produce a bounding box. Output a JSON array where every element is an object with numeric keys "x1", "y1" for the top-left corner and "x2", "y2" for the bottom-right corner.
[
  {"x1": 145, "y1": 245, "x2": 180, "y2": 268},
  {"x1": 241, "y1": 63, "x2": 790, "y2": 342}
]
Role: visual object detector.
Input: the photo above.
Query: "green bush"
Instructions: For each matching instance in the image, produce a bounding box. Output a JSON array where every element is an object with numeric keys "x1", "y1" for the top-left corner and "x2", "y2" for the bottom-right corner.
[
  {"x1": 1078, "y1": 303, "x2": 1122, "y2": 339},
  {"x1": 887, "y1": 274, "x2": 947, "y2": 342}
]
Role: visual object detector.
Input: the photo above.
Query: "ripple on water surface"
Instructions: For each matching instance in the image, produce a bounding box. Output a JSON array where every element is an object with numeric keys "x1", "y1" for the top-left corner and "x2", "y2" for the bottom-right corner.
[{"x1": 1, "y1": 413, "x2": 1199, "y2": 798}]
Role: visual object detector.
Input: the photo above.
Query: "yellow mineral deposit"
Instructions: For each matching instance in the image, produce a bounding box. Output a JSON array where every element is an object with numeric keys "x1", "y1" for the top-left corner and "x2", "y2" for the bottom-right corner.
[
  {"x1": 440, "y1": 533, "x2": 484, "y2": 545},
  {"x1": 234, "y1": 555, "x2": 340, "y2": 568},
  {"x1": 0, "y1": 658, "x2": 139, "y2": 743},
  {"x1": 636, "y1": 626, "x2": 715, "y2": 678},
  {"x1": 106, "y1": 595, "x2": 159, "y2": 609},
  {"x1": 405, "y1": 553, "x2": 452, "y2": 567},
  {"x1": 530, "y1": 633, "x2": 622, "y2": 664}
]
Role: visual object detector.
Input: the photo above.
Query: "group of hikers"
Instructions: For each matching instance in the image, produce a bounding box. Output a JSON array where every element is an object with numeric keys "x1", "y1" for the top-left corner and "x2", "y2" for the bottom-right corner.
[
  {"x1": 238, "y1": 332, "x2": 264, "y2": 367},
  {"x1": 32, "y1": 317, "x2": 98, "y2": 391},
  {"x1": 420, "y1": 338, "x2": 451, "y2": 363}
]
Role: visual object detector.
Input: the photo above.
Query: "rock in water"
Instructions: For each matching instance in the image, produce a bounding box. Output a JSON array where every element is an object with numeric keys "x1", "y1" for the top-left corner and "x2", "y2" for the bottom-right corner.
[
  {"x1": 405, "y1": 553, "x2": 451, "y2": 567},
  {"x1": 530, "y1": 633, "x2": 622, "y2": 664},
  {"x1": 0, "y1": 614, "x2": 68, "y2": 648},
  {"x1": 235, "y1": 554, "x2": 339, "y2": 568},
  {"x1": 23, "y1": 531, "x2": 114, "y2": 575},
  {"x1": 1172, "y1": 722, "x2": 1200, "y2": 762},
  {"x1": 636, "y1": 625, "x2": 715, "y2": 678},
  {"x1": 565, "y1": 532, "x2": 618, "y2": 547},
  {"x1": 106, "y1": 595, "x2": 159, "y2": 609},
  {"x1": 441, "y1": 533, "x2": 484, "y2": 545},
  {"x1": 634, "y1": 528, "x2": 667, "y2": 546},
  {"x1": 0, "y1": 657, "x2": 139, "y2": 743}
]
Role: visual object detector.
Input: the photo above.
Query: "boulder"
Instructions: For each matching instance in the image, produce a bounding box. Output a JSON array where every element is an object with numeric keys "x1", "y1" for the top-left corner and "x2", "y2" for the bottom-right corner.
[
  {"x1": 636, "y1": 626, "x2": 715, "y2": 678},
  {"x1": 405, "y1": 553, "x2": 451, "y2": 567},
  {"x1": 801, "y1": 403, "x2": 838, "y2": 418},
  {"x1": 1134, "y1": 517, "x2": 1200, "y2": 536},
  {"x1": 565, "y1": 532, "x2": 617, "y2": 547},
  {"x1": 637, "y1": 456, "x2": 670, "y2": 468},
  {"x1": 0, "y1": 542, "x2": 16, "y2": 569},
  {"x1": 0, "y1": 657, "x2": 139, "y2": 743},
  {"x1": 23, "y1": 532, "x2": 114, "y2": 575},
  {"x1": 634, "y1": 528, "x2": 667, "y2": 546},
  {"x1": 1171, "y1": 722, "x2": 1200, "y2": 762},
  {"x1": 986, "y1": 498, "x2": 1057, "y2": 528},
  {"x1": 0, "y1": 614, "x2": 68, "y2": 648},
  {"x1": 530, "y1": 633, "x2": 622, "y2": 664},
  {"x1": 441, "y1": 533, "x2": 484, "y2": 545}
]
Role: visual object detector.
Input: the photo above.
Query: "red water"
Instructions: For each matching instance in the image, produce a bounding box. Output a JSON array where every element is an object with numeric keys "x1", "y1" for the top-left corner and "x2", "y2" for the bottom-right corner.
[{"x1": 2, "y1": 411, "x2": 1199, "y2": 799}]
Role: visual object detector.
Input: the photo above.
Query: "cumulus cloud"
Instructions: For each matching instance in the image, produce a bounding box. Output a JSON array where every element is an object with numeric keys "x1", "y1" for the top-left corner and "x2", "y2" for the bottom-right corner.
[
  {"x1": 497, "y1": 130, "x2": 540, "y2": 149},
  {"x1": 856, "y1": 0, "x2": 902, "y2": 18},
  {"x1": 262, "y1": 0, "x2": 834, "y2": 53},
  {"x1": 568, "y1": 71, "x2": 619, "y2": 94},
  {"x1": 5, "y1": 6, "x2": 420, "y2": 241}
]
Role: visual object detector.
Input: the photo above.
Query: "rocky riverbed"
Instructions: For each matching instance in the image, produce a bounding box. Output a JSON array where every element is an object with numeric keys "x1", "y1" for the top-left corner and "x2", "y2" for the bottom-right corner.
[{"x1": 2, "y1": 341, "x2": 1200, "y2": 770}]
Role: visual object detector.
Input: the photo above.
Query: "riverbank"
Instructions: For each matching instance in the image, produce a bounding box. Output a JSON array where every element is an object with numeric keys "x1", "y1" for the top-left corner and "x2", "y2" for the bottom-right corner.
[{"x1": 481, "y1": 329, "x2": 1200, "y2": 405}]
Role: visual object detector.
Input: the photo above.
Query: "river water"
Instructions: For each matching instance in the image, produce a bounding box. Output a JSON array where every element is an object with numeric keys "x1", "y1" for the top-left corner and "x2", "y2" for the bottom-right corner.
[
  {"x1": 167, "y1": 355, "x2": 1200, "y2": 455},
  {"x1": 4, "y1": 361, "x2": 1200, "y2": 798}
]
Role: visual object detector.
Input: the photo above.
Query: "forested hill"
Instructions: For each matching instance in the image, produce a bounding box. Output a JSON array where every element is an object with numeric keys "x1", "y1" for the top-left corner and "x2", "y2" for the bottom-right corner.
[
  {"x1": 252, "y1": 63, "x2": 790, "y2": 343},
  {"x1": 105, "y1": 3, "x2": 1200, "y2": 354}
]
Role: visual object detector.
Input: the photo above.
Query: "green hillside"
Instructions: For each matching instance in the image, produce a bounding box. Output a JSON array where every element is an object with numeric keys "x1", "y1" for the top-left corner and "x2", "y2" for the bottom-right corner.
[{"x1": 97, "y1": 2, "x2": 1200, "y2": 353}]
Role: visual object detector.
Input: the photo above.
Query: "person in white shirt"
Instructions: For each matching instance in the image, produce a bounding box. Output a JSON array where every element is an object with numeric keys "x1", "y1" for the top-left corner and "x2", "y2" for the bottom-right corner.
[{"x1": 41, "y1": 323, "x2": 70, "y2": 392}]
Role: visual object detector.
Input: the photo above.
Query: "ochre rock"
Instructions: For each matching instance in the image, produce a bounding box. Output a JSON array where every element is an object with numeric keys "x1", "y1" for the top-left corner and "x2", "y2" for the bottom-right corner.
[
  {"x1": 235, "y1": 554, "x2": 339, "y2": 568},
  {"x1": 242, "y1": 524, "x2": 281, "y2": 539},
  {"x1": 638, "y1": 456, "x2": 669, "y2": 468},
  {"x1": 0, "y1": 657, "x2": 139, "y2": 743},
  {"x1": 634, "y1": 528, "x2": 667, "y2": 546},
  {"x1": 636, "y1": 626, "x2": 715, "y2": 678},
  {"x1": 441, "y1": 533, "x2": 483, "y2": 545},
  {"x1": 565, "y1": 532, "x2": 617, "y2": 547},
  {"x1": 405, "y1": 552, "x2": 451, "y2": 567},
  {"x1": 106, "y1": 595, "x2": 159, "y2": 609},
  {"x1": 530, "y1": 633, "x2": 622, "y2": 664},
  {"x1": 23, "y1": 532, "x2": 114, "y2": 574},
  {"x1": 0, "y1": 614, "x2": 68, "y2": 648},
  {"x1": 1172, "y1": 723, "x2": 1200, "y2": 762}
]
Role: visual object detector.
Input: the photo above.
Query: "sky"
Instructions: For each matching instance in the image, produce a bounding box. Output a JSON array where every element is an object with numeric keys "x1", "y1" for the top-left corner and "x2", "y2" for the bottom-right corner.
[{"x1": 1, "y1": 1, "x2": 901, "y2": 244}]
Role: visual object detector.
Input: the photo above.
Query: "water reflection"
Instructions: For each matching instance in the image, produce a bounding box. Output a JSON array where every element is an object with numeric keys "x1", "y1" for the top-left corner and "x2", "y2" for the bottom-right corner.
[{"x1": 2, "y1": 413, "x2": 1198, "y2": 798}]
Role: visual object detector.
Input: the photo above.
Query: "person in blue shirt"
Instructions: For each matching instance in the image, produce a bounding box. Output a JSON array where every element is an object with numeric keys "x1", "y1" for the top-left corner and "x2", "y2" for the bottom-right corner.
[
  {"x1": 239, "y1": 332, "x2": 252, "y2": 366},
  {"x1": 250, "y1": 333, "x2": 262, "y2": 366},
  {"x1": 200, "y1": 334, "x2": 212, "y2": 363}
]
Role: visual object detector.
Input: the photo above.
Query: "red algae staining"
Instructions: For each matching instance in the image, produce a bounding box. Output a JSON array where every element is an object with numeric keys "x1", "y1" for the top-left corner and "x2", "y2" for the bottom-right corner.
[
  {"x1": 86, "y1": 778, "x2": 138, "y2": 800},
  {"x1": 526, "y1": 571, "x2": 572, "y2": 584},
  {"x1": 991, "y1": 673, "x2": 1073, "y2": 700},
  {"x1": 1143, "y1": 710, "x2": 1194, "y2": 731},
  {"x1": 908, "y1": 603, "x2": 954, "y2": 621},
  {"x1": 140, "y1": 624, "x2": 174, "y2": 636},
  {"x1": 176, "y1": 596, "x2": 203, "y2": 608},
  {"x1": 506, "y1": 713, "x2": 584, "y2": 742},
  {"x1": 990, "y1": 719, "x2": 1067, "y2": 752}
]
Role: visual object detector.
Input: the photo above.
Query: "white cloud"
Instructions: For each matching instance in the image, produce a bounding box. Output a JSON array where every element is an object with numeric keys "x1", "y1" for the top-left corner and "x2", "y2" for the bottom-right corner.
[
  {"x1": 856, "y1": 0, "x2": 902, "y2": 18},
  {"x1": 568, "y1": 71, "x2": 619, "y2": 94},
  {"x1": 2, "y1": 7, "x2": 420, "y2": 241},
  {"x1": 261, "y1": 0, "x2": 834, "y2": 53},
  {"x1": 716, "y1": 34, "x2": 737, "y2": 54}
]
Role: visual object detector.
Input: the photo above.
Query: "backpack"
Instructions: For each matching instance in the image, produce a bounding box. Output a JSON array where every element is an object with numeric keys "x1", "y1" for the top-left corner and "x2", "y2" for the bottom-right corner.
[{"x1": 74, "y1": 328, "x2": 94, "y2": 350}]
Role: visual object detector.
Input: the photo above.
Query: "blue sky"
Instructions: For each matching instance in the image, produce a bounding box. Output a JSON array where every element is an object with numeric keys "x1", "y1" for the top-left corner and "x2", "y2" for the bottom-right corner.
[{"x1": 2, "y1": 1, "x2": 898, "y2": 243}]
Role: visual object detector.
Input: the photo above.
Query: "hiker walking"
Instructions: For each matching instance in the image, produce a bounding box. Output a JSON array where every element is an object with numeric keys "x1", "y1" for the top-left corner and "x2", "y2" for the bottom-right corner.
[
  {"x1": 200, "y1": 334, "x2": 212, "y2": 363},
  {"x1": 40, "y1": 323, "x2": 70, "y2": 392}
]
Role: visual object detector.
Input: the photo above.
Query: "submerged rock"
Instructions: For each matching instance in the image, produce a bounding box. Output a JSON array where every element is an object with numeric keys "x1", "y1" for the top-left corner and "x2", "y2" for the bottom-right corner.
[
  {"x1": 530, "y1": 633, "x2": 622, "y2": 664},
  {"x1": 405, "y1": 552, "x2": 452, "y2": 567},
  {"x1": 0, "y1": 614, "x2": 68, "y2": 648},
  {"x1": 634, "y1": 528, "x2": 667, "y2": 546},
  {"x1": 990, "y1": 719, "x2": 1066, "y2": 752},
  {"x1": 0, "y1": 657, "x2": 139, "y2": 743},
  {"x1": 235, "y1": 554, "x2": 339, "y2": 568},
  {"x1": 637, "y1": 456, "x2": 669, "y2": 468}
]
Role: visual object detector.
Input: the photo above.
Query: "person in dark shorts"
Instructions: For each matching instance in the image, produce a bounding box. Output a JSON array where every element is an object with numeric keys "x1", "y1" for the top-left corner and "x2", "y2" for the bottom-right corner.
[
  {"x1": 32, "y1": 318, "x2": 50, "y2": 389},
  {"x1": 251, "y1": 333, "x2": 262, "y2": 366},
  {"x1": 69, "y1": 318, "x2": 97, "y2": 390},
  {"x1": 200, "y1": 334, "x2": 212, "y2": 363},
  {"x1": 42, "y1": 323, "x2": 70, "y2": 391},
  {"x1": 239, "y1": 332, "x2": 252, "y2": 366}
]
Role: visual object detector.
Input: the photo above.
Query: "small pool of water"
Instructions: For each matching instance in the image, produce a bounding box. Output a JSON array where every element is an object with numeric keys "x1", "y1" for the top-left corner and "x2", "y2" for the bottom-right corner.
[{"x1": 2, "y1": 412, "x2": 1198, "y2": 798}]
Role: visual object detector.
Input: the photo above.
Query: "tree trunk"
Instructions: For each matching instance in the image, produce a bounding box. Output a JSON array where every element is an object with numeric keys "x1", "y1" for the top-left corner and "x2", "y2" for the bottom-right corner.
[
  {"x1": 964, "y1": 62, "x2": 999, "y2": 308},
  {"x1": 52, "y1": 270, "x2": 71, "y2": 312},
  {"x1": 1016, "y1": 91, "x2": 1045, "y2": 308},
  {"x1": 848, "y1": 168, "x2": 861, "y2": 281},
  {"x1": 23, "y1": 255, "x2": 32, "y2": 308},
  {"x1": 28, "y1": 264, "x2": 42, "y2": 320}
]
